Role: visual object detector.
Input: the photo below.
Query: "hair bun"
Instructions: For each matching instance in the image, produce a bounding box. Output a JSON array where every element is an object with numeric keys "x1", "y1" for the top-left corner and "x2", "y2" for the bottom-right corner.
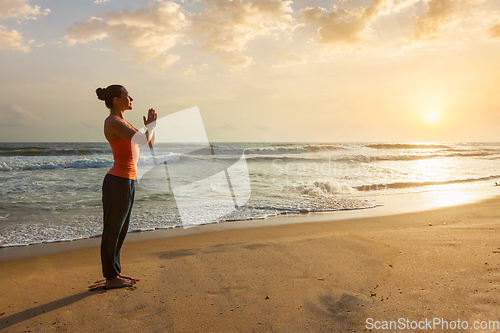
[{"x1": 96, "y1": 87, "x2": 107, "y2": 101}]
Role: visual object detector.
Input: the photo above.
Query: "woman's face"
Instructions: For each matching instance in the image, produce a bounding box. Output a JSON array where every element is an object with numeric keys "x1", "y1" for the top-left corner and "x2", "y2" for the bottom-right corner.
[{"x1": 114, "y1": 88, "x2": 133, "y2": 111}]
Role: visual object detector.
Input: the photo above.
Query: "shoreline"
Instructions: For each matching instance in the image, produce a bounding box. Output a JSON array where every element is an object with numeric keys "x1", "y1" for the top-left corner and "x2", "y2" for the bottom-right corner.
[{"x1": 1, "y1": 185, "x2": 499, "y2": 262}]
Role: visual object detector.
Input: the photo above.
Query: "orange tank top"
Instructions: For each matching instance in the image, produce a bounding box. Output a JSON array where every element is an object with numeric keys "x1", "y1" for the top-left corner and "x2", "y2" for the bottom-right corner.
[{"x1": 106, "y1": 115, "x2": 140, "y2": 180}]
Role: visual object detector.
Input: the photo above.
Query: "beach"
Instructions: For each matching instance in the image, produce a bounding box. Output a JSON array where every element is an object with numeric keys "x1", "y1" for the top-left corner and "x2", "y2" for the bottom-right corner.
[{"x1": 2, "y1": 193, "x2": 500, "y2": 332}]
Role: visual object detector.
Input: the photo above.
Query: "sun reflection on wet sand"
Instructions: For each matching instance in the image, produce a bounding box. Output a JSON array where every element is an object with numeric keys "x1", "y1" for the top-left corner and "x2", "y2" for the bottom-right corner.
[{"x1": 427, "y1": 190, "x2": 477, "y2": 209}]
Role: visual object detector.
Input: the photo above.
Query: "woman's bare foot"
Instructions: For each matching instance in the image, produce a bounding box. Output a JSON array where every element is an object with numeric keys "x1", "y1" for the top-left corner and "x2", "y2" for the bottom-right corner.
[
  {"x1": 105, "y1": 276, "x2": 134, "y2": 289},
  {"x1": 119, "y1": 274, "x2": 139, "y2": 282}
]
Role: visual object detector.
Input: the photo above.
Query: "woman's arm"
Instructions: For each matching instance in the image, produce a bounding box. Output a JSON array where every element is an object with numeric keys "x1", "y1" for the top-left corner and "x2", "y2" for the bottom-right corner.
[
  {"x1": 105, "y1": 118, "x2": 155, "y2": 144},
  {"x1": 105, "y1": 108, "x2": 157, "y2": 145}
]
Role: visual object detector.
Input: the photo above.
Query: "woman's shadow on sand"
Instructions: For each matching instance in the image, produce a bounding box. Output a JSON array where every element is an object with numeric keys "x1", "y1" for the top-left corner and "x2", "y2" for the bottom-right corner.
[{"x1": 0, "y1": 279, "x2": 135, "y2": 330}]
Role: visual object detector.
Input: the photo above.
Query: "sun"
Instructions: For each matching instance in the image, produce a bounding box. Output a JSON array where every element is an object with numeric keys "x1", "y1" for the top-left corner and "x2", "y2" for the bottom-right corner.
[{"x1": 426, "y1": 112, "x2": 438, "y2": 123}]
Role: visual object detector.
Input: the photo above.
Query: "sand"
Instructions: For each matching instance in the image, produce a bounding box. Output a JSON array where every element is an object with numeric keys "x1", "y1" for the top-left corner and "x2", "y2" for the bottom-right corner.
[{"x1": 2, "y1": 196, "x2": 500, "y2": 332}]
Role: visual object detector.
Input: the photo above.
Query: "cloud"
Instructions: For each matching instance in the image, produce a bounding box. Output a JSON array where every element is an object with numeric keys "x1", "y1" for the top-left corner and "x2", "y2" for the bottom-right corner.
[
  {"x1": 299, "y1": 0, "x2": 489, "y2": 49},
  {"x1": 0, "y1": 26, "x2": 32, "y2": 52},
  {"x1": 64, "y1": 1, "x2": 188, "y2": 68},
  {"x1": 487, "y1": 23, "x2": 500, "y2": 39},
  {"x1": 94, "y1": 0, "x2": 110, "y2": 3},
  {"x1": 0, "y1": 0, "x2": 50, "y2": 20},
  {"x1": 176, "y1": 63, "x2": 210, "y2": 76},
  {"x1": 189, "y1": 0, "x2": 297, "y2": 67},
  {"x1": 299, "y1": 0, "x2": 413, "y2": 48},
  {"x1": 63, "y1": 17, "x2": 109, "y2": 45},
  {"x1": 254, "y1": 125, "x2": 269, "y2": 131},
  {"x1": 64, "y1": 0, "x2": 297, "y2": 68},
  {"x1": 410, "y1": 0, "x2": 472, "y2": 40},
  {"x1": 0, "y1": 103, "x2": 41, "y2": 127},
  {"x1": 0, "y1": 1, "x2": 50, "y2": 52},
  {"x1": 272, "y1": 52, "x2": 307, "y2": 68},
  {"x1": 214, "y1": 123, "x2": 235, "y2": 130}
]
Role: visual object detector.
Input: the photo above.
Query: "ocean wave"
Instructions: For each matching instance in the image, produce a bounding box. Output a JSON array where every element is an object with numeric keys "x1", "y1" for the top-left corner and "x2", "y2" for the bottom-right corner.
[
  {"x1": 370, "y1": 151, "x2": 496, "y2": 162},
  {"x1": 2, "y1": 149, "x2": 496, "y2": 171},
  {"x1": 0, "y1": 152, "x2": 185, "y2": 171},
  {"x1": 299, "y1": 180, "x2": 356, "y2": 196},
  {"x1": 218, "y1": 143, "x2": 347, "y2": 155},
  {"x1": 355, "y1": 175, "x2": 500, "y2": 191},
  {"x1": 0, "y1": 143, "x2": 332, "y2": 157},
  {"x1": 0, "y1": 146, "x2": 110, "y2": 157},
  {"x1": 366, "y1": 143, "x2": 450, "y2": 150},
  {"x1": 0, "y1": 159, "x2": 112, "y2": 171},
  {"x1": 244, "y1": 149, "x2": 500, "y2": 164}
]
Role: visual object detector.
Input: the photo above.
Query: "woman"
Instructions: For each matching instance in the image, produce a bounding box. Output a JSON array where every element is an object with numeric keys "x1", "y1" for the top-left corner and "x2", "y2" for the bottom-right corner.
[{"x1": 96, "y1": 84, "x2": 157, "y2": 289}]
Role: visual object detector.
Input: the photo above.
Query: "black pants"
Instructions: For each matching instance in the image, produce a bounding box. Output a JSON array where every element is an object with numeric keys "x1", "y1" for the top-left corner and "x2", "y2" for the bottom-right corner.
[{"x1": 101, "y1": 173, "x2": 135, "y2": 280}]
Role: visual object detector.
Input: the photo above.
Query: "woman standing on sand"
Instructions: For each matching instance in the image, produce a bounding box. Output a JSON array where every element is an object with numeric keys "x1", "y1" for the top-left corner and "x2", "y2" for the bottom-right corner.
[{"x1": 96, "y1": 84, "x2": 157, "y2": 289}]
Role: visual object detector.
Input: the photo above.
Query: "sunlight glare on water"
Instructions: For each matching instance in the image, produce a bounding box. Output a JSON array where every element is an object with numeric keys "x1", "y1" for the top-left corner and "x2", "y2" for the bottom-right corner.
[{"x1": 410, "y1": 158, "x2": 450, "y2": 182}]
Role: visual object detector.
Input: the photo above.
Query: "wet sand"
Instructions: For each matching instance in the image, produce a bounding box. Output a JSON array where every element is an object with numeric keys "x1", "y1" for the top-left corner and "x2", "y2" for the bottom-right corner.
[{"x1": 2, "y1": 196, "x2": 500, "y2": 332}]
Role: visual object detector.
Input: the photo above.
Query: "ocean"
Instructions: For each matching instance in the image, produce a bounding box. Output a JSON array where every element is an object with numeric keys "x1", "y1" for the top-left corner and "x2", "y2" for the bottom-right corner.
[{"x1": 1, "y1": 142, "x2": 500, "y2": 247}]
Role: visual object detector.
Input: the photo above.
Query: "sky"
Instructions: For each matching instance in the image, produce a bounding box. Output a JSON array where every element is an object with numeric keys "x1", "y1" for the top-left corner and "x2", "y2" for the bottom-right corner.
[{"x1": 0, "y1": 0, "x2": 499, "y2": 143}]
